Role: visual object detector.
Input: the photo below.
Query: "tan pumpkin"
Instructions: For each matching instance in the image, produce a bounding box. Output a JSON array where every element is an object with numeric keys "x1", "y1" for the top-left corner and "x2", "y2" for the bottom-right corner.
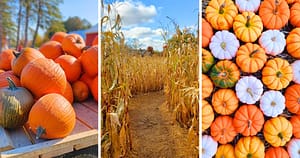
[
  {"x1": 235, "y1": 136, "x2": 265, "y2": 158},
  {"x1": 215, "y1": 144, "x2": 236, "y2": 158}
]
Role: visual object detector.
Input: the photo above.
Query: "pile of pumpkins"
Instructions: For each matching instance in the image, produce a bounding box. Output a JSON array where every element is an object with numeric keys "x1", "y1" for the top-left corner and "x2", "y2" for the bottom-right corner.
[
  {"x1": 202, "y1": 0, "x2": 300, "y2": 157},
  {"x1": 0, "y1": 32, "x2": 98, "y2": 139}
]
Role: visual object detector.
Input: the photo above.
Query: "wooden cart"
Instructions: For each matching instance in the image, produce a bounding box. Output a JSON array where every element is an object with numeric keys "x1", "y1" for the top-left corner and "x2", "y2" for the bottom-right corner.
[{"x1": 0, "y1": 99, "x2": 98, "y2": 158}]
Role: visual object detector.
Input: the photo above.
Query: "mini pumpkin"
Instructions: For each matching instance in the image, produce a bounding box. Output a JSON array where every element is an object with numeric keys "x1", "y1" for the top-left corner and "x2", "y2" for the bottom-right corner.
[
  {"x1": 210, "y1": 115, "x2": 237, "y2": 144},
  {"x1": 215, "y1": 144, "x2": 235, "y2": 158},
  {"x1": 260, "y1": 90, "x2": 285, "y2": 117},
  {"x1": 287, "y1": 138, "x2": 300, "y2": 158},
  {"x1": 265, "y1": 147, "x2": 289, "y2": 158},
  {"x1": 235, "y1": 136, "x2": 265, "y2": 158},
  {"x1": 212, "y1": 89, "x2": 239, "y2": 115},
  {"x1": 258, "y1": 0, "x2": 290, "y2": 30},
  {"x1": 72, "y1": 80, "x2": 89, "y2": 102},
  {"x1": 262, "y1": 58, "x2": 293, "y2": 90},
  {"x1": 236, "y1": 43, "x2": 267, "y2": 73},
  {"x1": 235, "y1": 0, "x2": 261, "y2": 12},
  {"x1": 202, "y1": 74, "x2": 214, "y2": 99},
  {"x1": 290, "y1": 115, "x2": 300, "y2": 138},
  {"x1": 291, "y1": 60, "x2": 300, "y2": 84},
  {"x1": 263, "y1": 116, "x2": 292, "y2": 147},
  {"x1": 209, "y1": 30, "x2": 240, "y2": 60},
  {"x1": 286, "y1": 28, "x2": 300, "y2": 59},
  {"x1": 290, "y1": 2, "x2": 300, "y2": 27},
  {"x1": 233, "y1": 11, "x2": 263, "y2": 43},
  {"x1": 210, "y1": 60, "x2": 240, "y2": 88},
  {"x1": 235, "y1": 76, "x2": 263, "y2": 104},
  {"x1": 205, "y1": 0, "x2": 238, "y2": 30},
  {"x1": 202, "y1": 19, "x2": 214, "y2": 48},
  {"x1": 0, "y1": 49, "x2": 15, "y2": 70},
  {"x1": 259, "y1": 30, "x2": 286, "y2": 56},
  {"x1": 233, "y1": 105, "x2": 264, "y2": 136},
  {"x1": 202, "y1": 100, "x2": 214, "y2": 131},
  {"x1": 0, "y1": 71, "x2": 21, "y2": 88},
  {"x1": 202, "y1": 48, "x2": 214, "y2": 73},
  {"x1": 202, "y1": 135, "x2": 218, "y2": 158},
  {"x1": 285, "y1": 84, "x2": 300, "y2": 114}
]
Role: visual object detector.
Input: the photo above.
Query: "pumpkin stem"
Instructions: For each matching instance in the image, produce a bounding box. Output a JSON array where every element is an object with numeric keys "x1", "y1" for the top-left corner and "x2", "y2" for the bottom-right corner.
[
  {"x1": 248, "y1": 120, "x2": 252, "y2": 128},
  {"x1": 278, "y1": 132, "x2": 283, "y2": 140},
  {"x1": 219, "y1": 71, "x2": 228, "y2": 78},
  {"x1": 6, "y1": 77, "x2": 17, "y2": 90},
  {"x1": 12, "y1": 50, "x2": 20, "y2": 58},
  {"x1": 219, "y1": 3, "x2": 225, "y2": 14},
  {"x1": 250, "y1": 49, "x2": 259, "y2": 57},
  {"x1": 271, "y1": 101, "x2": 276, "y2": 107},
  {"x1": 245, "y1": 15, "x2": 251, "y2": 27},
  {"x1": 271, "y1": 36, "x2": 277, "y2": 41},
  {"x1": 247, "y1": 153, "x2": 252, "y2": 158},
  {"x1": 202, "y1": 148, "x2": 205, "y2": 154},
  {"x1": 220, "y1": 42, "x2": 226, "y2": 50},
  {"x1": 36, "y1": 126, "x2": 46, "y2": 139},
  {"x1": 297, "y1": 98, "x2": 300, "y2": 104},
  {"x1": 274, "y1": 0, "x2": 279, "y2": 14},
  {"x1": 276, "y1": 71, "x2": 283, "y2": 78},
  {"x1": 298, "y1": 149, "x2": 300, "y2": 154},
  {"x1": 246, "y1": 88, "x2": 254, "y2": 98}
]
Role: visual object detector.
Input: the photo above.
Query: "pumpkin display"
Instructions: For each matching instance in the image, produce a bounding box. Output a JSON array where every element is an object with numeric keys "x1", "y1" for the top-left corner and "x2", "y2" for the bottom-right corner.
[
  {"x1": 235, "y1": 0, "x2": 260, "y2": 12},
  {"x1": 50, "y1": 32, "x2": 67, "y2": 44},
  {"x1": 285, "y1": 84, "x2": 300, "y2": 114},
  {"x1": 209, "y1": 30, "x2": 240, "y2": 60},
  {"x1": 290, "y1": 115, "x2": 300, "y2": 138},
  {"x1": 233, "y1": 11, "x2": 263, "y2": 43},
  {"x1": 265, "y1": 147, "x2": 289, "y2": 158},
  {"x1": 0, "y1": 71, "x2": 21, "y2": 88},
  {"x1": 80, "y1": 45, "x2": 98, "y2": 77},
  {"x1": 0, "y1": 78, "x2": 34, "y2": 128},
  {"x1": 202, "y1": 100, "x2": 214, "y2": 131},
  {"x1": 202, "y1": 19, "x2": 214, "y2": 48},
  {"x1": 235, "y1": 136, "x2": 265, "y2": 158},
  {"x1": 202, "y1": 135, "x2": 218, "y2": 158},
  {"x1": 0, "y1": 49, "x2": 15, "y2": 70},
  {"x1": 212, "y1": 89, "x2": 239, "y2": 115},
  {"x1": 202, "y1": 48, "x2": 214, "y2": 73},
  {"x1": 72, "y1": 80, "x2": 89, "y2": 102},
  {"x1": 39, "y1": 41, "x2": 63, "y2": 60},
  {"x1": 262, "y1": 58, "x2": 293, "y2": 90},
  {"x1": 210, "y1": 115, "x2": 237, "y2": 144},
  {"x1": 215, "y1": 144, "x2": 235, "y2": 158},
  {"x1": 61, "y1": 34, "x2": 86, "y2": 58},
  {"x1": 233, "y1": 104, "x2": 264, "y2": 136},
  {"x1": 258, "y1": 0, "x2": 290, "y2": 30},
  {"x1": 236, "y1": 43, "x2": 267, "y2": 73},
  {"x1": 202, "y1": 74, "x2": 214, "y2": 99},
  {"x1": 20, "y1": 58, "x2": 67, "y2": 99},
  {"x1": 28, "y1": 93, "x2": 76, "y2": 139},
  {"x1": 290, "y1": 2, "x2": 300, "y2": 27},
  {"x1": 55, "y1": 55, "x2": 82, "y2": 83},
  {"x1": 260, "y1": 90, "x2": 285, "y2": 117},
  {"x1": 210, "y1": 60, "x2": 240, "y2": 88},
  {"x1": 235, "y1": 76, "x2": 263, "y2": 104},
  {"x1": 263, "y1": 116, "x2": 292, "y2": 147},
  {"x1": 287, "y1": 138, "x2": 300, "y2": 158},
  {"x1": 259, "y1": 30, "x2": 286, "y2": 56},
  {"x1": 286, "y1": 28, "x2": 300, "y2": 59},
  {"x1": 291, "y1": 60, "x2": 300, "y2": 84}
]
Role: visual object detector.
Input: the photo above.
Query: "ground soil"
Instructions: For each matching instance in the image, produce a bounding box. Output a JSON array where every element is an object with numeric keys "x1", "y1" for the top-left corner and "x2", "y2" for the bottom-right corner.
[{"x1": 126, "y1": 91, "x2": 194, "y2": 158}]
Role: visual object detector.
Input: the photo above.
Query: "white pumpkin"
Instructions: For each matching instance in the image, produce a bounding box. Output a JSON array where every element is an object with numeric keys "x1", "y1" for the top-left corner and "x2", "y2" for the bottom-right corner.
[
  {"x1": 235, "y1": 76, "x2": 263, "y2": 104},
  {"x1": 235, "y1": 0, "x2": 261, "y2": 12},
  {"x1": 287, "y1": 138, "x2": 300, "y2": 158},
  {"x1": 260, "y1": 90, "x2": 285, "y2": 117},
  {"x1": 209, "y1": 30, "x2": 240, "y2": 60},
  {"x1": 259, "y1": 30, "x2": 286, "y2": 56},
  {"x1": 202, "y1": 135, "x2": 218, "y2": 158},
  {"x1": 291, "y1": 60, "x2": 300, "y2": 84}
]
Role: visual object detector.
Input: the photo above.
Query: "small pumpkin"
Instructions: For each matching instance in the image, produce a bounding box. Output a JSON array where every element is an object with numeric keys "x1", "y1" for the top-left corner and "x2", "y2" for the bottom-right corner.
[
  {"x1": 202, "y1": 48, "x2": 214, "y2": 73},
  {"x1": 235, "y1": 136, "x2": 265, "y2": 158},
  {"x1": 263, "y1": 116, "x2": 292, "y2": 147},
  {"x1": 290, "y1": 115, "x2": 300, "y2": 138},
  {"x1": 258, "y1": 0, "x2": 290, "y2": 30},
  {"x1": 0, "y1": 71, "x2": 21, "y2": 88},
  {"x1": 265, "y1": 147, "x2": 289, "y2": 158},
  {"x1": 215, "y1": 144, "x2": 235, "y2": 158},
  {"x1": 236, "y1": 43, "x2": 267, "y2": 73},
  {"x1": 0, "y1": 49, "x2": 15, "y2": 70},
  {"x1": 235, "y1": 0, "x2": 261, "y2": 12},
  {"x1": 210, "y1": 60, "x2": 240, "y2": 88},
  {"x1": 72, "y1": 80, "x2": 89, "y2": 102},
  {"x1": 39, "y1": 41, "x2": 63, "y2": 60},
  {"x1": 291, "y1": 60, "x2": 300, "y2": 84},
  {"x1": 285, "y1": 84, "x2": 300, "y2": 114},
  {"x1": 202, "y1": 19, "x2": 214, "y2": 48},
  {"x1": 90, "y1": 76, "x2": 98, "y2": 102},
  {"x1": 80, "y1": 45, "x2": 98, "y2": 77},
  {"x1": 55, "y1": 55, "x2": 82, "y2": 83},
  {"x1": 202, "y1": 135, "x2": 218, "y2": 158},
  {"x1": 287, "y1": 138, "x2": 300, "y2": 158},
  {"x1": 50, "y1": 32, "x2": 67, "y2": 44},
  {"x1": 209, "y1": 30, "x2": 240, "y2": 60},
  {"x1": 205, "y1": 0, "x2": 238, "y2": 30},
  {"x1": 290, "y1": 2, "x2": 300, "y2": 27},
  {"x1": 233, "y1": 104, "x2": 264, "y2": 136},
  {"x1": 202, "y1": 100, "x2": 214, "y2": 131},
  {"x1": 28, "y1": 93, "x2": 76, "y2": 139},
  {"x1": 62, "y1": 34, "x2": 86, "y2": 58},
  {"x1": 235, "y1": 76, "x2": 263, "y2": 104},
  {"x1": 286, "y1": 28, "x2": 300, "y2": 59},
  {"x1": 260, "y1": 90, "x2": 285, "y2": 117},
  {"x1": 202, "y1": 74, "x2": 214, "y2": 99},
  {"x1": 212, "y1": 89, "x2": 239, "y2": 115},
  {"x1": 0, "y1": 78, "x2": 34, "y2": 128},
  {"x1": 262, "y1": 58, "x2": 293, "y2": 90},
  {"x1": 210, "y1": 115, "x2": 237, "y2": 144},
  {"x1": 233, "y1": 11, "x2": 263, "y2": 43},
  {"x1": 259, "y1": 30, "x2": 286, "y2": 56}
]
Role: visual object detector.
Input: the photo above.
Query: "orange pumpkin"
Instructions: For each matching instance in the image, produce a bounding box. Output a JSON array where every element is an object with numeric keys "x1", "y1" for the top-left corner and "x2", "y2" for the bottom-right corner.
[
  {"x1": 202, "y1": 19, "x2": 214, "y2": 48},
  {"x1": 0, "y1": 71, "x2": 21, "y2": 88},
  {"x1": 290, "y1": 2, "x2": 300, "y2": 27},
  {"x1": 39, "y1": 41, "x2": 63, "y2": 60},
  {"x1": 212, "y1": 89, "x2": 239, "y2": 115},
  {"x1": 215, "y1": 144, "x2": 236, "y2": 158},
  {"x1": 91, "y1": 76, "x2": 98, "y2": 102},
  {"x1": 62, "y1": 82, "x2": 74, "y2": 104},
  {"x1": 286, "y1": 28, "x2": 300, "y2": 59},
  {"x1": 290, "y1": 115, "x2": 300, "y2": 138},
  {"x1": 285, "y1": 84, "x2": 300, "y2": 114},
  {"x1": 28, "y1": 93, "x2": 76, "y2": 139},
  {"x1": 79, "y1": 72, "x2": 94, "y2": 89},
  {"x1": 80, "y1": 45, "x2": 98, "y2": 77},
  {"x1": 50, "y1": 32, "x2": 67, "y2": 44},
  {"x1": 72, "y1": 80, "x2": 89, "y2": 102},
  {"x1": 210, "y1": 115, "x2": 237, "y2": 144},
  {"x1": 62, "y1": 34, "x2": 86, "y2": 58},
  {"x1": 202, "y1": 100, "x2": 214, "y2": 131},
  {"x1": 259, "y1": 0, "x2": 290, "y2": 30},
  {"x1": 0, "y1": 49, "x2": 15, "y2": 70},
  {"x1": 55, "y1": 55, "x2": 82, "y2": 83},
  {"x1": 265, "y1": 147, "x2": 289, "y2": 158},
  {"x1": 202, "y1": 74, "x2": 214, "y2": 99}
]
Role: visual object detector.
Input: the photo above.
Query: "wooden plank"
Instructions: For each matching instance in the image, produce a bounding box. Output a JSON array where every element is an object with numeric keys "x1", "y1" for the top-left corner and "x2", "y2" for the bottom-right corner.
[
  {"x1": 40, "y1": 146, "x2": 73, "y2": 158},
  {"x1": 80, "y1": 99, "x2": 98, "y2": 113},
  {"x1": 7, "y1": 127, "x2": 32, "y2": 148},
  {"x1": 70, "y1": 119, "x2": 91, "y2": 134},
  {"x1": 0, "y1": 130, "x2": 98, "y2": 158},
  {"x1": 73, "y1": 136, "x2": 98, "y2": 150},
  {"x1": 0, "y1": 127, "x2": 14, "y2": 152},
  {"x1": 73, "y1": 103, "x2": 98, "y2": 129}
]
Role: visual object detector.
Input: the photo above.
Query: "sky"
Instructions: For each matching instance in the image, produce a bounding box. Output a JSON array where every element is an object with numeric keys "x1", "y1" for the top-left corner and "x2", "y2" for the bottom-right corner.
[{"x1": 102, "y1": 0, "x2": 199, "y2": 51}]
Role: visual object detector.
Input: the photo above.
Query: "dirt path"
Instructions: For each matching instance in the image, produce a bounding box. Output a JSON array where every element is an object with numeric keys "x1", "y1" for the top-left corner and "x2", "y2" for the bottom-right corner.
[{"x1": 126, "y1": 91, "x2": 193, "y2": 158}]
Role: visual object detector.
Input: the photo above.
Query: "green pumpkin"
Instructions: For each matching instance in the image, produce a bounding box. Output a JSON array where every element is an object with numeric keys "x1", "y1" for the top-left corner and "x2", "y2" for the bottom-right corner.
[
  {"x1": 202, "y1": 48, "x2": 214, "y2": 73},
  {"x1": 210, "y1": 60, "x2": 240, "y2": 88},
  {"x1": 0, "y1": 77, "x2": 34, "y2": 128}
]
